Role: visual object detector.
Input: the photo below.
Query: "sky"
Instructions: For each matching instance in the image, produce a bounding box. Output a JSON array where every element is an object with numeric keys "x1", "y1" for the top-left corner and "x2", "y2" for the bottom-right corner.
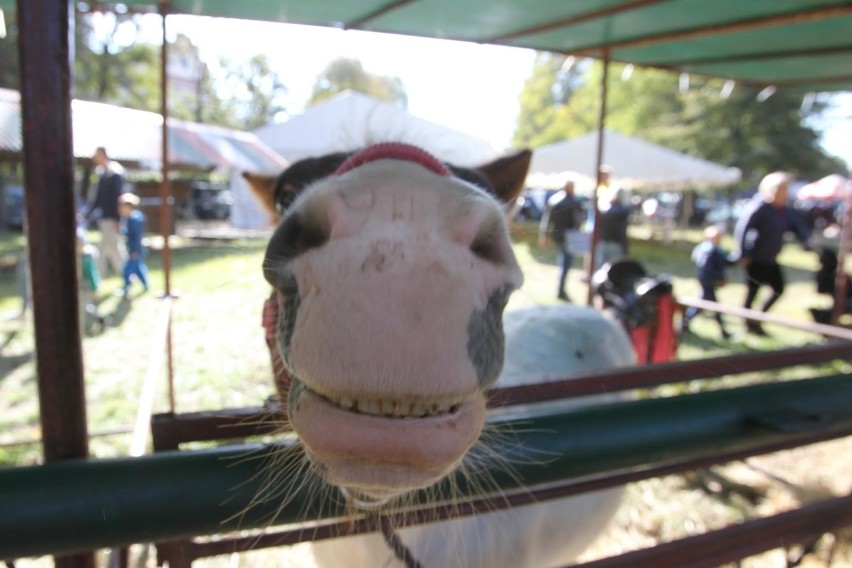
[
  {"x1": 129, "y1": 14, "x2": 850, "y2": 169},
  {"x1": 159, "y1": 15, "x2": 537, "y2": 154}
]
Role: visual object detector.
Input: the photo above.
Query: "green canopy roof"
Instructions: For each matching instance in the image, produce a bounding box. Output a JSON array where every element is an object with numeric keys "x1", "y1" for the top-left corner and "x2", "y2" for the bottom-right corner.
[
  {"x1": 9, "y1": 0, "x2": 841, "y2": 93},
  {"x1": 1, "y1": 1, "x2": 849, "y2": 91}
]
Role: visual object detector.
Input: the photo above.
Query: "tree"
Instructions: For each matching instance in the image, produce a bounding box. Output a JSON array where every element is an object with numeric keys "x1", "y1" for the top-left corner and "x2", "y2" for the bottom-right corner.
[
  {"x1": 0, "y1": 12, "x2": 20, "y2": 91},
  {"x1": 512, "y1": 55, "x2": 845, "y2": 186},
  {"x1": 73, "y1": 11, "x2": 160, "y2": 111},
  {"x1": 210, "y1": 53, "x2": 288, "y2": 130},
  {"x1": 308, "y1": 58, "x2": 407, "y2": 107},
  {"x1": 659, "y1": 78, "x2": 845, "y2": 185},
  {"x1": 0, "y1": 8, "x2": 288, "y2": 132}
]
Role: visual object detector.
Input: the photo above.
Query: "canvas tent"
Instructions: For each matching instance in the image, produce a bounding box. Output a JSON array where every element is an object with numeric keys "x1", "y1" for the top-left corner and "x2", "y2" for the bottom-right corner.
[
  {"x1": 0, "y1": 88, "x2": 287, "y2": 228},
  {"x1": 797, "y1": 174, "x2": 852, "y2": 202},
  {"x1": 254, "y1": 90, "x2": 498, "y2": 168},
  {"x1": 528, "y1": 129, "x2": 741, "y2": 192}
]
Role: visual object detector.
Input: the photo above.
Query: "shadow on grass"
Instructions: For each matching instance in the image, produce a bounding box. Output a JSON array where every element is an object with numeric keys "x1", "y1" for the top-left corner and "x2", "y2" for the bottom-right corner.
[
  {"x1": 0, "y1": 351, "x2": 33, "y2": 378},
  {"x1": 103, "y1": 297, "x2": 133, "y2": 329}
]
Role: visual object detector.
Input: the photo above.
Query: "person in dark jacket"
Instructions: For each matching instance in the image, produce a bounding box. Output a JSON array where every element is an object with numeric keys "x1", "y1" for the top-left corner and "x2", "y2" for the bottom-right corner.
[
  {"x1": 681, "y1": 225, "x2": 735, "y2": 339},
  {"x1": 734, "y1": 171, "x2": 811, "y2": 335},
  {"x1": 84, "y1": 147, "x2": 127, "y2": 277},
  {"x1": 595, "y1": 186, "x2": 631, "y2": 271},
  {"x1": 118, "y1": 193, "x2": 149, "y2": 296},
  {"x1": 539, "y1": 180, "x2": 584, "y2": 301}
]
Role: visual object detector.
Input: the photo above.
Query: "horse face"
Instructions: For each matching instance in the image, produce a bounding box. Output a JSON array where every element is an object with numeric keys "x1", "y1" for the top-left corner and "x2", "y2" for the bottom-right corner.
[{"x1": 248, "y1": 143, "x2": 530, "y2": 504}]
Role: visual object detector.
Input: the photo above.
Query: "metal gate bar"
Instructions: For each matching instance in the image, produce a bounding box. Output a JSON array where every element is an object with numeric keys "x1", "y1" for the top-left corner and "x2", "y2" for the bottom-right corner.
[
  {"x1": 2, "y1": 373, "x2": 851, "y2": 559},
  {"x1": 572, "y1": 492, "x2": 852, "y2": 568},
  {"x1": 147, "y1": 341, "x2": 852, "y2": 452}
]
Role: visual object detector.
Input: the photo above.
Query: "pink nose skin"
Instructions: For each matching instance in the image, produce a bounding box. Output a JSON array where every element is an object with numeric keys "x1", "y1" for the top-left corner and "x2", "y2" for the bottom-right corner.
[
  {"x1": 288, "y1": 161, "x2": 521, "y2": 400},
  {"x1": 279, "y1": 158, "x2": 523, "y2": 499}
]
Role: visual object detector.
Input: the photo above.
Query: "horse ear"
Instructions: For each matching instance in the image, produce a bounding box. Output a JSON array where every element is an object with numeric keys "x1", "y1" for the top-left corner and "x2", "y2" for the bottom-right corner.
[
  {"x1": 242, "y1": 171, "x2": 280, "y2": 224},
  {"x1": 475, "y1": 149, "x2": 532, "y2": 206}
]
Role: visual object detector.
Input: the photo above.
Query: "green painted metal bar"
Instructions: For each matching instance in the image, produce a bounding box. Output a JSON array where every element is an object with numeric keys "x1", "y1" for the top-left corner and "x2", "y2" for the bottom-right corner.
[{"x1": 1, "y1": 374, "x2": 851, "y2": 560}]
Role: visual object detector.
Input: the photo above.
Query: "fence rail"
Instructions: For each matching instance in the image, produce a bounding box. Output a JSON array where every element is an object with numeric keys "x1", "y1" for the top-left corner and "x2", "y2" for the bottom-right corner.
[{"x1": 2, "y1": 373, "x2": 851, "y2": 560}]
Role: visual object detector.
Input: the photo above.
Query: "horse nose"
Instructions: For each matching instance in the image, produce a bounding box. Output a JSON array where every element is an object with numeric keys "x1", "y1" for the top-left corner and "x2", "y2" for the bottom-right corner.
[{"x1": 451, "y1": 201, "x2": 517, "y2": 267}]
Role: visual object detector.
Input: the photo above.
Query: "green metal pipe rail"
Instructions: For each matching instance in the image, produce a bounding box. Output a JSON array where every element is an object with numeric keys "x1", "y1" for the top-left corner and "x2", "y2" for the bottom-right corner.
[{"x1": 2, "y1": 373, "x2": 851, "y2": 560}]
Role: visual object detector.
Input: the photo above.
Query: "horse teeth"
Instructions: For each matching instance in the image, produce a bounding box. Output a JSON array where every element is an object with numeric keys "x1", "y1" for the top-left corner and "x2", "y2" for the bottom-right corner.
[
  {"x1": 361, "y1": 400, "x2": 380, "y2": 415},
  {"x1": 324, "y1": 392, "x2": 460, "y2": 418}
]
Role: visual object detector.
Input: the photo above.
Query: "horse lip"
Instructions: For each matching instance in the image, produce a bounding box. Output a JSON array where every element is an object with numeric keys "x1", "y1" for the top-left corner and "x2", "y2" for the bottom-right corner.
[{"x1": 290, "y1": 389, "x2": 486, "y2": 495}]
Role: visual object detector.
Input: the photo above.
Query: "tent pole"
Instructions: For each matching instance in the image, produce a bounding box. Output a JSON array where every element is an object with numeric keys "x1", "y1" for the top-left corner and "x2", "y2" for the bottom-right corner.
[{"x1": 586, "y1": 49, "x2": 609, "y2": 305}]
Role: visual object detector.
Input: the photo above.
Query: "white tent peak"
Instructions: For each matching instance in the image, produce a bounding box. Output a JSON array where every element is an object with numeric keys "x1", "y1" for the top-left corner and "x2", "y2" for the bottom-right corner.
[
  {"x1": 254, "y1": 90, "x2": 499, "y2": 168},
  {"x1": 528, "y1": 129, "x2": 741, "y2": 192}
]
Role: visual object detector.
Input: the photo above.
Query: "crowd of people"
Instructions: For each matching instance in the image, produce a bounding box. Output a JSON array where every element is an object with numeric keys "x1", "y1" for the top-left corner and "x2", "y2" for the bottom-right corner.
[{"x1": 539, "y1": 167, "x2": 822, "y2": 339}]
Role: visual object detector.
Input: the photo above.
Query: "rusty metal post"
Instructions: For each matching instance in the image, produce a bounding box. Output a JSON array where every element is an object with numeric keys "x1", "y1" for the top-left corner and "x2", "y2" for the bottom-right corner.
[
  {"x1": 160, "y1": 1, "x2": 177, "y2": 412},
  {"x1": 586, "y1": 49, "x2": 609, "y2": 305},
  {"x1": 17, "y1": 0, "x2": 93, "y2": 567}
]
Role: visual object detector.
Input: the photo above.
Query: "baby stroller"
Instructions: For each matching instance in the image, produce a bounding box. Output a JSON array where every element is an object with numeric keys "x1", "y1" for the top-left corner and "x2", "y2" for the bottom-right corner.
[
  {"x1": 809, "y1": 247, "x2": 852, "y2": 324},
  {"x1": 593, "y1": 259, "x2": 677, "y2": 364}
]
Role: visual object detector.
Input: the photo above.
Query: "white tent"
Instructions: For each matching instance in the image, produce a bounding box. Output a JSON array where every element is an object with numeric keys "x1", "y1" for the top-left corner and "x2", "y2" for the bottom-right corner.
[
  {"x1": 528, "y1": 129, "x2": 741, "y2": 192},
  {"x1": 254, "y1": 90, "x2": 498, "y2": 168},
  {"x1": 0, "y1": 88, "x2": 288, "y2": 229},
  {"x1": 796, "y1": 174, "x2": 852, "y2": 202}
]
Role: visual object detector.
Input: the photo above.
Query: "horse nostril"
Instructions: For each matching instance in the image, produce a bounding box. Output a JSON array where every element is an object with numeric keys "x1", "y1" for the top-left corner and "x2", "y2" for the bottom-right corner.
[
  {"x1": 264, "y1": 212, "x2": 328, "y2": 286},
  {"x1": 468, "y1": 215, "x2": 511, "y2": 265}
]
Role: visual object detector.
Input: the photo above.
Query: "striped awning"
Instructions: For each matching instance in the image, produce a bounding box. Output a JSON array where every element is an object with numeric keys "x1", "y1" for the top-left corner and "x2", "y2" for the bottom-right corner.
[{"x1": 0, "y1": 88, "x2": 287, "y2": 172}]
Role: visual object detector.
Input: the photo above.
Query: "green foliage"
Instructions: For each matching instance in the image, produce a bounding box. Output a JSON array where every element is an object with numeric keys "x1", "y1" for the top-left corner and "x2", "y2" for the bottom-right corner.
[
  {"x1": 0, "y1": 12, "x2": 288, "y2": 133},
  {"x1": 512, "y1": 55, "x2": 846, "y2": 185},
  {"x1": 208, "y1": 53, "x2": 288, "y2": 130},
  {"x1": 308, "y1": 58, "x2": 407, "y2": 107},
  {"x1": 660, "y1": 78, "x2": 846, "y2": 186},
  {"x1": 73, "y1": 12, "x2": 161, "y2": 111},
  {"x1": 0, "y1": 12, "x2": 19, "y2": 91},
  {"x1": 513, "y1": 53, "x2": 586, "y2": 147}
]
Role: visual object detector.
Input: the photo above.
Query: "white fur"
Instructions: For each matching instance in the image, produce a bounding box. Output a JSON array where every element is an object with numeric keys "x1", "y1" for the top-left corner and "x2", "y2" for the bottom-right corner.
[{"x1": 310, "y1": 304, "x2": 635, "y2": 568}]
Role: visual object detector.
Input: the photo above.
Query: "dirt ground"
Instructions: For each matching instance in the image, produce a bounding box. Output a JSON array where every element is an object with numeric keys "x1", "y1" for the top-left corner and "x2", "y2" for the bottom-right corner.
[{"x1": 577, "y1": 436, "x2": 852, "y2": 567}]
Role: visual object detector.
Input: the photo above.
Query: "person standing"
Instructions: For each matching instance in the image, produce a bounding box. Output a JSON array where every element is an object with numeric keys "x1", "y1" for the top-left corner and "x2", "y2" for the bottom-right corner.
[
  {"x1": 84, "y1": 146, "x2": 127, "y2": 278},
  {"x1": 595, "y1": 186, "x2": 631, "y2": 271},
  {"x1": 539, "y1": 180, "x2": 584, "y2": 302},
  {"x1": 118, "y1": 193, "x2": 149, "y2": 296},
  {"x1": 734, "y1": 171, "x2": 811, "y2": 335}
]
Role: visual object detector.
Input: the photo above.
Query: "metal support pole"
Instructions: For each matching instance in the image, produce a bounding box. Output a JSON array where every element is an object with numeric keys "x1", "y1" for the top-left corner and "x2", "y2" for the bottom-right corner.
[
  {"x1": 159, "y1": 1, "x2": 177, "y2": 413},
  {"x1": 586, "y1": 49, "x2": 609, "y2": 305},
  {"x1": 16, "y1": 0, "x2": 93, "y2": 567}
]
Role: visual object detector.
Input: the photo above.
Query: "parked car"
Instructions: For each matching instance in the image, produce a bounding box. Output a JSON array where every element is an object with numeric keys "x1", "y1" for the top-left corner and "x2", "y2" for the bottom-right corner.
[{"x1": 190, "y1": 182, "x2": 232, "y2": 220}]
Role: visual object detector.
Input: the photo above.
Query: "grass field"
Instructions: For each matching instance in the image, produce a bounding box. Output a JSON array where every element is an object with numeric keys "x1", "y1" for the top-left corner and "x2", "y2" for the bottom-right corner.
[{"x1": 0, "y1": 220, "x2": 848, "y2": 466}]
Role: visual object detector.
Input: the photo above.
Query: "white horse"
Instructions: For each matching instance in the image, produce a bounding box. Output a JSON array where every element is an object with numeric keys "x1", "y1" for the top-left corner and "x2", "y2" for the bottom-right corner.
[{"x1": 246, "y1": 144, "x2": 634, "y2": 567}]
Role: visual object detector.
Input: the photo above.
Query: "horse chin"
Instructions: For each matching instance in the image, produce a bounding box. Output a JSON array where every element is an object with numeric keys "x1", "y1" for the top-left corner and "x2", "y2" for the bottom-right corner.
[{"x1": 290, "y1": 388, "x2": 486, "y2": 503}]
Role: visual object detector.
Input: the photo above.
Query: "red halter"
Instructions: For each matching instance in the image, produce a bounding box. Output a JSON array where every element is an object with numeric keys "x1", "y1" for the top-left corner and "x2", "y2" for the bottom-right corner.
[{"x1": 334, "y1": 142, "x2": 451, "y2": 178}]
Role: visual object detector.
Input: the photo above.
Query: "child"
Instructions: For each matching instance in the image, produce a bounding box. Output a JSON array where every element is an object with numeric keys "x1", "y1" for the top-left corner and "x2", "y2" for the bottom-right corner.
[
  {"x1": 682, "y1": 225, "x2": 735, "y2": 339},
  {"x1": 118, "y1": 193, "x2": 149, "y2": 296},
  {"x1": 77, "y1": 224, "x2": 107, "y2": 335}
]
